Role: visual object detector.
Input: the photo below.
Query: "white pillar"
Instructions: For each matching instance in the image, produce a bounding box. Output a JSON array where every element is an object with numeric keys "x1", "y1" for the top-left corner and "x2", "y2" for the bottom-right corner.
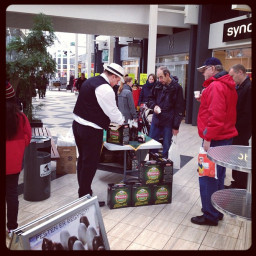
[
  {"x1": 86, "y1": 34, "x2": 92, "y2": 78},
  {"x1": 75, "y1": 34, "x2": 78, "y2": 78},
  {"x1": 147, "y1": 4, "x2": 158, "y2": 75},
  {"x1": 108, "y1": 36, "x2": 115, "y2": 64},
  {"x1": 67, "y1": 47, "x2": 70, "y2": 82}
]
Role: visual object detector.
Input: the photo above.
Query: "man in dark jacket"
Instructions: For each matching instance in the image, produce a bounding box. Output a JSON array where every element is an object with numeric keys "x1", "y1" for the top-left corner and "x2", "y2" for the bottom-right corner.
[
  {"x1": 227, "y1": 64, "x2": 252, "y2": 189},
  {"x1": 75, "y1": 73, "x2": 87, "y2": 92},
  {"x1": 147, "y1": 66, "x2": 184, "y2": 158}
]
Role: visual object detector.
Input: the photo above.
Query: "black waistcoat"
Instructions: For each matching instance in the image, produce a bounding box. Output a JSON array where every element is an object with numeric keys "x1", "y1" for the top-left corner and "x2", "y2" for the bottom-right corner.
[{"x1": 73, "y1": 75, "x2": 111, "y2": 129}]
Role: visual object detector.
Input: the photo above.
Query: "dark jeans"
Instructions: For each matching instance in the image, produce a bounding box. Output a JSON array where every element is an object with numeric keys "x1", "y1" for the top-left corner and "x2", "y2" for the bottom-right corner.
[
  {"x1": 72, "y1": 121, "x2": 103, "y2": 198},
  {"x1": 149, "y1": 122, "x2": 173, "y2": 158},
  {"x1": 199, "y1": 138, "x2": 233, "y2": 223},
  {"x1": 6, "y1": 173, "x2": 20, "y2": 230}
]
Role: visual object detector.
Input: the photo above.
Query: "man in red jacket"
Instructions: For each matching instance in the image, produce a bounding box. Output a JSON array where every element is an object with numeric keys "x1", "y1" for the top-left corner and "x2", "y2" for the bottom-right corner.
[{"x1": 191, "y1": 57, "x2": 238, "y2": 226}]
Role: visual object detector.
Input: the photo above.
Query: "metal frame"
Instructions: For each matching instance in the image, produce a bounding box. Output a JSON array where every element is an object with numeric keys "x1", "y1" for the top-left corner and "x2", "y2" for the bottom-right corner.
[{"x1": 9, "y1": 195, "x2": 110, "y2": 250}]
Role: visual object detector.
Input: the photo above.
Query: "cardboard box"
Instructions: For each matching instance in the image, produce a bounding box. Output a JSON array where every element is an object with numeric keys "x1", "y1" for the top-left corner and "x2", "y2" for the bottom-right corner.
[
  {"x1": 139, "y1": 160, "x2": 163, "y2": 185},
  {"x1": 107, "y1": 183, "x2": 131, "y2": 209},
  {"x1": 151, "y1": 182, "x2": 172, "y2": 205},
  {"x1": 106, "y1": 124, "x2": 129, "y2": 145},
  {"x1": 56, "y1": 146, "x2": 77, "y2": 174},
  {"x1": 158, "y1": 158, "x2": 173, "y2": 183},
  {"x1": 131, "y1": 183, "x2": 152, "y2": 207}
]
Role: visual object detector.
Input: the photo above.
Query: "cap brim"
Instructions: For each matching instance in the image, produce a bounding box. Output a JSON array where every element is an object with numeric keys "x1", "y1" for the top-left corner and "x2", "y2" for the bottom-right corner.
[{"x1": 197, "y1": 65, "x2": 206, "y2": 72}]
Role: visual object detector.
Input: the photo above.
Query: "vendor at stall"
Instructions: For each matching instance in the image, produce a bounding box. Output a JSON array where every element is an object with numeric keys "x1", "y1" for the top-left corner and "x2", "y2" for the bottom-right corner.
[{"x1": 72, "y1": 63, "x2": 125, "y2": 207}]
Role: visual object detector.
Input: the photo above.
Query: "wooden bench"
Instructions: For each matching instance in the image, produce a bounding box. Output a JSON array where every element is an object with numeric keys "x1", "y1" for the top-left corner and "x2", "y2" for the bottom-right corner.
[{"x1": 31, "y1": 126, "x2": 60, "y2": 160}]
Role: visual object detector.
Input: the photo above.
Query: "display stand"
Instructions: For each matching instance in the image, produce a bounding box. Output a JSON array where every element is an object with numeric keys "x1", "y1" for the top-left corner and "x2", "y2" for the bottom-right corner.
[{"x1": 9, "y1": 195, "x2": 109, "y2": 250}]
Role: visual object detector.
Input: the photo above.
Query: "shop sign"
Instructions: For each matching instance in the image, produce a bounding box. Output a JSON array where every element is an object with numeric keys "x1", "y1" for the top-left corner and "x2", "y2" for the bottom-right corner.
[
  {"x1": 128, "y1": 73, "x2": 135, "y2": 84},
  {"x1": 140, "y1": 73, "x2": 147, "y2": 85},
  {"x1": 223, "y1": 18, "x2": 252, "y2": 42}
]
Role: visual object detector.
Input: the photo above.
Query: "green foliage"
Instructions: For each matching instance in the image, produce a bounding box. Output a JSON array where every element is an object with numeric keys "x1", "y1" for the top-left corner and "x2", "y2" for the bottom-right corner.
[{"x1": 6, "y1": 13, "x2": 57, "y2": 121}]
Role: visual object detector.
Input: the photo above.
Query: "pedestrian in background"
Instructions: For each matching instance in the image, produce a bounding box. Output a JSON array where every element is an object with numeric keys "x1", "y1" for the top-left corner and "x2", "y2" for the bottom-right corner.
[
  {"x1": 72, "y1": 63, "x2": 125, "y2": 206},
  {"x1": 191, "y1": 57, "x2": 238, "y2": 226},
  {"x1": 67, "y1": 73, "x2": 74, "y2": 91},
  {"x1": 147, "y1": 66, "x2": 184, "y2": 158},
  {"x1": 75, "y1": 73, "x2": 87, "y2": 92},
  {"x1": 138, "y1": 73, "x2": 156, "y2": 106},
  {"x1": 36, "y1": 72, "x2": 48, "y2": 99},
  {"x1": 6, "y1": 81, "x2": 32, "y2": 238},
  {"x1": 226, "y1": 64, "x2": 252, "y2": 189},
  {"x1": 117, "y1": 76, "x2": 137, "y2": 122},
  {"x1": 132, "y1": 80, "x2": 141, "y2": 109}
]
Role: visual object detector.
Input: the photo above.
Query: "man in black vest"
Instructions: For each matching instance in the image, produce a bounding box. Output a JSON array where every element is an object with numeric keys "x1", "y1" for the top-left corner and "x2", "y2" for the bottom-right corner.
[
  {"x1": 73, "y1": 63, "x2": 125, "y2": 206},
  {"x1": 227, "y1": 64, "x2": 252, "y2": 189}
]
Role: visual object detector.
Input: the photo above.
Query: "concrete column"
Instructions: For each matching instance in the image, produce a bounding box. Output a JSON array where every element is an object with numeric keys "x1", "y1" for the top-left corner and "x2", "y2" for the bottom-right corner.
[
  {"x1": 108, "y1": 36, "x2": 115, "y2": 64},
  {"x1": 147, "y1": 5, "x2": 158, "y2": 75},
  {"x1": 75, "y1": 34, "x2": 78, "y2": 78},
  {"x1": 67, "y1": 47, "x2": 70, "y2": 82},
  {"x1": 86, "y1": 34, "x2": 92, "y2": 78}
]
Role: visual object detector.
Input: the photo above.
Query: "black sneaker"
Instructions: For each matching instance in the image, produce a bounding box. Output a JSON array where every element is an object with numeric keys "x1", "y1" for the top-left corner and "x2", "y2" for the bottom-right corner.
[{"x1": 191, "y1": 215, "x2": 218, "y2": 226}]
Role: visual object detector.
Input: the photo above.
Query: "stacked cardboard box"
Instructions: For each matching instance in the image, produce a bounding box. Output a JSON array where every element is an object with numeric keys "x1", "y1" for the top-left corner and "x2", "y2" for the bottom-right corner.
[{"x1": 107, "y1": 153, "x2": 173, "y2": 209}]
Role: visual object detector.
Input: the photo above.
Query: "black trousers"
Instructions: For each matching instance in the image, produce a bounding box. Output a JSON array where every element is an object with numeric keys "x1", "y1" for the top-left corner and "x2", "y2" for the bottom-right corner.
[
  {"x1": 72, "y1": 121, "x2": 103, "y2": 198},
  {"x1": 231, "y1": 136, "x2": 249, "y2": 189},
  {"x1": 6, "y1": 173, "x2": 20, "y2": 230}
]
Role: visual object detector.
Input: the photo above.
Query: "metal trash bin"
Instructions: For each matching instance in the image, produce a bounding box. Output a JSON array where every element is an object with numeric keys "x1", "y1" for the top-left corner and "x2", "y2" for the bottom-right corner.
[{"x1": 23, "y1": 136, "x2": 51, "y2": 201}]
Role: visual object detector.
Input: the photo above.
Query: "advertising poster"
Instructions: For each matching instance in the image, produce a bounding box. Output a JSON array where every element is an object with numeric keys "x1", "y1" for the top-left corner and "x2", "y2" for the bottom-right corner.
[
  {"x1": 10, "y1": 197, "x2": 109, "y2": 250},
  {"x1": 140, "y1": 73, "x2": 147, "y2": 85},
  {"x1": 128, "y1": 73, "x2": 135, "y2": 84}
]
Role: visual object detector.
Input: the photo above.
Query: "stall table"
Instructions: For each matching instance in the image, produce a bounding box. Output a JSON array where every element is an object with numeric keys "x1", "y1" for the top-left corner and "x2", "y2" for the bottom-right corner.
[{"x1": 103, "y1": 137, "x2": 162, "y2": 182}]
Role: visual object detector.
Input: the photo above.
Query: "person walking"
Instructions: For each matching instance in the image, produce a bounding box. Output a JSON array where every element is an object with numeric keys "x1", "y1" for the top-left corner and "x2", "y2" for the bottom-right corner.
[
  {"x1": 6, "y1": 81, "x2": 32, "y2": 237},
  {"x1": 117, "y1": 76, "x2": 137, "y2": 122},
  {"x1": 226, "y1": 64, "x2": 252, "y2": 189},
  {"x1": 67, "y1": 73, "x2": 74, "y2": 91},
  {"x1": 72, "y1": 63, "x2": 125, "y2": 206},
  {"x1": 147, "y1": 66, "x2": 184, "y2": 158},
  {"x1": 191, "y1": 57, "x2": 238, "y2": 226},
  {"x1": 75, "y1": 73, "x2": 87, "y2": 92},
  {"x1": 138, "y1": 73, "x2": 156, "y2": 106}
]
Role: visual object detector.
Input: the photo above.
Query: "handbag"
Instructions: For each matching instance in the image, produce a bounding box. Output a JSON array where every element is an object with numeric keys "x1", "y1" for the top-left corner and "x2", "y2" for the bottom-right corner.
[
  {"x1": 198, "y1": 147, "x2": 217, "y2": 178},
  {"x1": 168, "y1": 135, "x2": 181, "y2": 169}
]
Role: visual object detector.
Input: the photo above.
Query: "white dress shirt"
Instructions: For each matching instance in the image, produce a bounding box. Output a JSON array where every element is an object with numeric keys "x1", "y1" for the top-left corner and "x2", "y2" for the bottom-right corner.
[{"x1": 73, "y1": 73, "x2": 124, "y2": 129}]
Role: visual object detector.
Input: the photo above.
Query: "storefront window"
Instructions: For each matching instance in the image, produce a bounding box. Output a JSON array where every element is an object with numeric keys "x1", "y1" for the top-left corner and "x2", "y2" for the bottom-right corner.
[
  {"x1": 213, "y1": 47, "x2": 251, "y2": 75},
  {"x1": 122, "y1": 59, "x2": 139, "y2": 82}
]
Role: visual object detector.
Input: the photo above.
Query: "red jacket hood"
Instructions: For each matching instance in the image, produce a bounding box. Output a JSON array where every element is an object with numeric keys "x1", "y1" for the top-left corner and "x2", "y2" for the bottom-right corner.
[
  {"x1": 197, "y1": 71, "x2": 238, "y2": 141},
  {"x1": 203, "y1": 72, "x2": 236, "y2": 91}
]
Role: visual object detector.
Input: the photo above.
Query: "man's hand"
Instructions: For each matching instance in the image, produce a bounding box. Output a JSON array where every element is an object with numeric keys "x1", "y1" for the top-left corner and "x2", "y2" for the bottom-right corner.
[
  {"x1": 154, "y1": 105, "x2": 161, "y2": 114},
  {"x1": 109, "y1": 123, "x2": 121, "y2": 130},
  {"x1": 172, "y1": 129, "x2": 179, "y2": 136},
  {"x1": 203, "y1": 140, "x2": 211, "y2": 152}
]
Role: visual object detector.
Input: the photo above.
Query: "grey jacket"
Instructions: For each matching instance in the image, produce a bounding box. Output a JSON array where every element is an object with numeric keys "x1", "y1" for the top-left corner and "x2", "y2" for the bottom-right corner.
[{"x1": 117, "y1": 84, "x2": 137, "y2": 122}]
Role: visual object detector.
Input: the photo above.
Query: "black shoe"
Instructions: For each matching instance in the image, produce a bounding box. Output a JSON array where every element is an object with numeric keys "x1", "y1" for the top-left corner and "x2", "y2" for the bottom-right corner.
[
  {"x1": 201, "y1": 208, "x2": 223, "y2": 220},
  {"x1": 191, "y1": 215, "x2": 218, "y2": 226},
  {"x1": 99, "y1": 201, "x2": 105, "y2": 207}
]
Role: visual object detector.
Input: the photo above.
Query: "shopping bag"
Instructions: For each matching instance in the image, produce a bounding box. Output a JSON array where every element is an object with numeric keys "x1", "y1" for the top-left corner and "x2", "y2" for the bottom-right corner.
[
  {"x1": 198, "y1": 147, "x2": 217, "y2": 178},
  {"x1": 168, "y1": 135, "x2": 181, "y2": 169}
]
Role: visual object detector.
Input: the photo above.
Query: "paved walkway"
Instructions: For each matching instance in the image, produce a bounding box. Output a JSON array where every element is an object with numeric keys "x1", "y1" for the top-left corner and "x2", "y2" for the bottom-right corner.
[{"x1": 8, "y1": 88, "x2": 248, "y2": 250}]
